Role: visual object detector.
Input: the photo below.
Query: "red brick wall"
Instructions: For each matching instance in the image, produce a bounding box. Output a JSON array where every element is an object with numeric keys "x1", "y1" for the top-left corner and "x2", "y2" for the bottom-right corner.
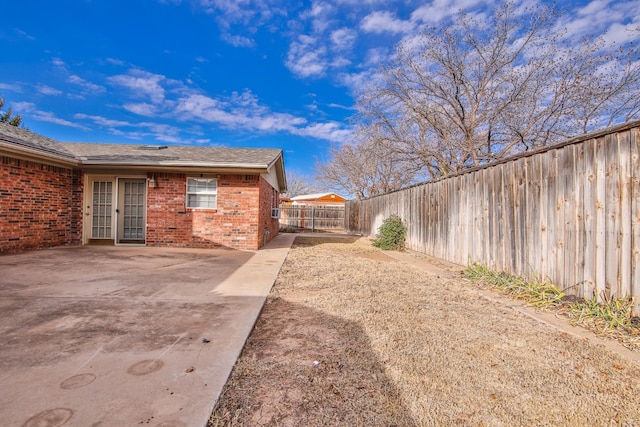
[
  {"x1": 258, "y1": 176, "x2": 280, "y2": 248},
  {"x1": 0, "y1": 156, "x2": 83, "y2": 254},
  {"x1": 146, "y1": 173, "x2": 279, "y2": 250}
]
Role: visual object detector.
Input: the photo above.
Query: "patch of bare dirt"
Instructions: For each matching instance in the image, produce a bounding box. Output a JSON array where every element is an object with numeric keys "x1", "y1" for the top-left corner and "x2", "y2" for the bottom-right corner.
[{"x1": 210, "y1": 237, "x2": 640, "y2": 426}]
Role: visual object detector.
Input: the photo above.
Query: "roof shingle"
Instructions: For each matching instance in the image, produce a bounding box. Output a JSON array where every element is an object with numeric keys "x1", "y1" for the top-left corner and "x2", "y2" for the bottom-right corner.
[{"x1": 0, "y1": 122, "x2": 75, "y2": 159}]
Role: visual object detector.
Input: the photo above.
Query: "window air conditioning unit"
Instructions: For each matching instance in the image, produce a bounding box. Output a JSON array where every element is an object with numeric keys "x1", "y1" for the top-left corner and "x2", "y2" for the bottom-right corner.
[{"x1": 271, "y1": 208, "x2": 281, "y2": 218}]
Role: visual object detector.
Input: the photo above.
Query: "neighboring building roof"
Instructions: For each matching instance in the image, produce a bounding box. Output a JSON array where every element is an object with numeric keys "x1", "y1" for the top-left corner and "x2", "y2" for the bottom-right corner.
[
  {"x1": 290, "y1": 192, "x2": 346, "y2": 202},
  {"x1": 0, "y1": 123, "x2": 287, "y2": 192}
]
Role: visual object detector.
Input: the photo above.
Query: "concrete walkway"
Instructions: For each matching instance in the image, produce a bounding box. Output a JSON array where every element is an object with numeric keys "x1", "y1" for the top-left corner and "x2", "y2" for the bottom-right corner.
[{"x1": 0, "y1": 233, "x2": 295, "y2": 427}]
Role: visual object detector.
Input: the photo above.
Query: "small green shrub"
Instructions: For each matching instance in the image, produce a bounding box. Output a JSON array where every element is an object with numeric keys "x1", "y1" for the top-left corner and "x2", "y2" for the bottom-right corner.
[{"x1": 372, "y1": 214, "x2": 407, "y2": 251}]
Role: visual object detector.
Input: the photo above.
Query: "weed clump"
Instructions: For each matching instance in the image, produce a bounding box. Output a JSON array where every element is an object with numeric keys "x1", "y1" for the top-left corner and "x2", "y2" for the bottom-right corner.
[
  {"x1": 567, "y1": 295, "x2": 636, "y2": 331},
  {"x1": 464, "y1": 263, "x2": 565, "y2": 309},
  {"x1": 372, "y1": 214, "x2": 407, "y2": 251}
]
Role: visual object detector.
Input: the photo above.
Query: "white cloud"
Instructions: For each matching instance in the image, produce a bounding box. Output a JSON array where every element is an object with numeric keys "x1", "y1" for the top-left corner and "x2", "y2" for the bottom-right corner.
[
  {"x1": 15, "y1": 102, "x2": 89, "y2": 129},
  {"x1": 222, "y1": 33, "x2": 255, "y2": 47},
  {"x1": 12, "y1": 101, "x2": 36, "y2": 112},
  {"x1": 293, "y1": 122, "x2": 352, "y2": 142},
  {"x1": 47, "y1": 57, "x2": 106, "y2": 97},
  {"x1": 175, "y1": 94, "x2": 236, "y2": 125},
  {"x1": 330, "y1": 28, "x2": 357, "y2": 51},
  {"x1": 362, "y1": 46, "x2": 391, "y2": 67},
  {"x1": 198, "y1": 0, "x2": 263, "y2": 22},
  {"x1": 106, "y1": 57, "x2": 126, "y2": 66},
  {"x1": 138, "y1": 122, "x2": 185, "y2": 141},
  {"x1": 74, "y1": 113, "x2": 130, "y2": 128},
  {"x1": 360, "y1": 10, "x2": 413, "y2": 35},
  {"x1": 33, "y1": 111, "x2": 89, "y2": 129},
  {"x1": 35, "y1": 85, "x2": 62, "y2": 96},
  {"x1": 109, "y1": 70, "x2": 166, "y2": 103},
  {"x1": 0, "y1": 82, "x2": 23, "y2": 92},
  {"x1": 558, "y1": 0, "x2": 640, "y2": 44},
  {"x1": 327, "y1": 102, "x2": 355, "y2": 111},
  {"x1": 73, "y1": 112, "x2": 198, "y2": 144},
  {"x1": 15, "y1": 29, "x2": 35, "y2": 40},
  {"x1": 306, "y1": 1, "x2": 335, "y2": 33},
  {"x1": 170, "y1": 89, "x2": 350, "y2": 142},
  {"x1": 411, "y1": 0, "x2": 487, "y2": 24},
  {"x1": 286, "y1": 35, "x2": 328, "y2": 78},
  {"x1": 337, "y1": 67, "x2": 385, "y2": 97},
  {"x1": 51, "y1": 58, "x2": 66, "y2": 68},
  {"x1": 175, "y1": 90, "x2": 306, "y2": 132},
  {"x1": 67, "y1": 75, "x2": 106, "y2": 95},
  {"x1": 330, "y1": 57, "x2": 351, "y2": 68},
  {"x1": 123, "y1": 103, "x2": 158, "y2": 116},
  {"x1": 187, "y1": 0, "x2": 287, "y2": 47}
]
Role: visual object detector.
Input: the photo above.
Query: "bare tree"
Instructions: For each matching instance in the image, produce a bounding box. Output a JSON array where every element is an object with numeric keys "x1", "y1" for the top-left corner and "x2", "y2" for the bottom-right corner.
[
  {"x1": 315, "y1": 128, "x2": 420, "y2": 199},
  {"x1": 354, "y1": 2, "x2": 640, "y2": 178},
  {"x1": 282, "y1": 169, "x2": 320, "y2": 198}
]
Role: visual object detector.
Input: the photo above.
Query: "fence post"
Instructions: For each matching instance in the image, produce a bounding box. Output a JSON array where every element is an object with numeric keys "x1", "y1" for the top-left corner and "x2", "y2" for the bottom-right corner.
[{"x1": 311, "y1": 206, "x2": 315, "y2": 232}]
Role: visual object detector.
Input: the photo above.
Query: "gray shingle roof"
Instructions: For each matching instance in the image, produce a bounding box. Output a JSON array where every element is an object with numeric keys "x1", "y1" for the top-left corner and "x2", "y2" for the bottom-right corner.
[
  {"x1": 0, "y1": 123, "x2": 286, "y2": 191},
  {"x1": 0, "y1": 122, "x2": 75, "y2": 159},
  {"x1": 60, "y1": 142, "x2": 282, "y2": 167}
]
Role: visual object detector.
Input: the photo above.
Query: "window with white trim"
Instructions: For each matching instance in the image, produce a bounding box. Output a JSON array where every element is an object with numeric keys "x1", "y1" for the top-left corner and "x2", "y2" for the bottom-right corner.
[{"x1": 186, "y1": 177, "x2": 217, "y2": 209}]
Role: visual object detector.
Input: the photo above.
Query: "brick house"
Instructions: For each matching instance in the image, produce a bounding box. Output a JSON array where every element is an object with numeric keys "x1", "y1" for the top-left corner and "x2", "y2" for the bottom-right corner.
[{"x1": 0, "y1": 123, "x2": 287, "y2": 254}]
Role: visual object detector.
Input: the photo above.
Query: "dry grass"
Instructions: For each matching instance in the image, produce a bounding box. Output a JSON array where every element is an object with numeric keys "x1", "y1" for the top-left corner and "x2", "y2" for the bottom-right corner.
[{"x1": 210, "y1": 237, "x2": 640, "y2": 426}]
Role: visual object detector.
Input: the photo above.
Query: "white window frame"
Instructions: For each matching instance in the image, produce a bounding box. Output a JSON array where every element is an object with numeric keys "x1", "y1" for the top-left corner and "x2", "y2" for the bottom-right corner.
[{"x1": 186, "y1": 177, "x2": 218, "y2": 209}]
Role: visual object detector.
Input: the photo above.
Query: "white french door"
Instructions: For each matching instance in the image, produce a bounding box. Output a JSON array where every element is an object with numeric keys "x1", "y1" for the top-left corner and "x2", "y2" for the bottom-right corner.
[
  {"x1": 91, "y1": 180, "x2": 114, "y2": 239},
  {"x1": 87, "y1": 176, "x2": 146, "y2": 244},
  {"x1": 116, "y1": 179, "x2": 146, "y2": 244}
]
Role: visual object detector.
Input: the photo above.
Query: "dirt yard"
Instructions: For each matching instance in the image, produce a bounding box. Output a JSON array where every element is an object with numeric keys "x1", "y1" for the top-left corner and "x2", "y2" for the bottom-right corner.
[{"x1": 209, "y1": 236, "x2": 640, "y2": 426}]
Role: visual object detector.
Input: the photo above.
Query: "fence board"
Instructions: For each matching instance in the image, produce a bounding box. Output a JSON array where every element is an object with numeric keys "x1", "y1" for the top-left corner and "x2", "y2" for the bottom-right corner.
[
  {"x1": 515, "y1": 159, "x2": 524, "y2": 274},
  {"x1": 563, "y1": 145, "x2": 577, "y2": 294},
  {"x1": 482, "y1": 168, "x2": 492, "y2": 267},
  {"x1": 595, "y1": 135, "x2": 607, "y2": 299},
  {"x1": 503, "y1": 161, "x2": 515, "y2": 274},
  {"x1": 539, "y1": 151, "x2": 550, "y2": 280},
  {"x1": 472, "y1": 171, "x2": 482, "y2": 263},
  {"x1": 547, "y1": 150, "x2": 559, "y2": 284},
  {"x1": 631, "y1": 128, "x2": 640, "y2": 314},
  {"x1": 605, "y1": 134, "x2": 620, "y2": 299},
  {"x1": 464, "y1": 172, "x2": 473, "y2": 265},
  {"x1": 619, "y1": 130, "x2": 632, "y2": 302},
  {"x1": 574, "y1": 143, "x2": 585, "y2": 297},
  {"x1": 583, "y1": 138, "x2": 596, "y2": 299},
  {"x1": 525, "y1": 155, "x2": 540, "y2": 279}
]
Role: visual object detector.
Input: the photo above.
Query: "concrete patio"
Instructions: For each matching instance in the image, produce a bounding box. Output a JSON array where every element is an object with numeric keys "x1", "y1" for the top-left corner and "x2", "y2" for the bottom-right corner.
[{"x1": 0, "y1": 233, "x2": 295, "y2": 427}]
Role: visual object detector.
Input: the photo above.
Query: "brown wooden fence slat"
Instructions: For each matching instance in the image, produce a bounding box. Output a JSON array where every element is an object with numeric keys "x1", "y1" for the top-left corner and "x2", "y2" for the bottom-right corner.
[
  {"x1": 595, "y1": 135, "x2": 608, "y2": 300},
  {"x1": 631, "y1": 128, "x2": 640, "y2": 308},
  {"x1": 582, "y1": 138, "x2": 596, "y2": 299}
]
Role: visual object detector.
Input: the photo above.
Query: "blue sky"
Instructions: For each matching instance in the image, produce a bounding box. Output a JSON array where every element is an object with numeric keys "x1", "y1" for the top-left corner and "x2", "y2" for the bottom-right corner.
[{"x1": 1, "y1": 0, "x2": 639, "y2": 177}]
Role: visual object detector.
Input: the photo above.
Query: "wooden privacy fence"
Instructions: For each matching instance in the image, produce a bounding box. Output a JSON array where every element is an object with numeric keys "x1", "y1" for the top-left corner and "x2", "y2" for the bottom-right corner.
[
  {"x1": 346, "y1": 120, "x2": 640, "y2": 311},
  {"x1": 279, "y1": 205, "x2": 345, "y2": 232}
]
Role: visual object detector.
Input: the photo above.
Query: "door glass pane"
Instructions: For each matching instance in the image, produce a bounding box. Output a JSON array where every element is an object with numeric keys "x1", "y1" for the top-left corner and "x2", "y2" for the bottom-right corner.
[
  {"x1": 122, "y1": 181, "x2": 145, "y2": 240},
  {"x1": 92, "y1": 181, "x2": 112, "y2": 238}
]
